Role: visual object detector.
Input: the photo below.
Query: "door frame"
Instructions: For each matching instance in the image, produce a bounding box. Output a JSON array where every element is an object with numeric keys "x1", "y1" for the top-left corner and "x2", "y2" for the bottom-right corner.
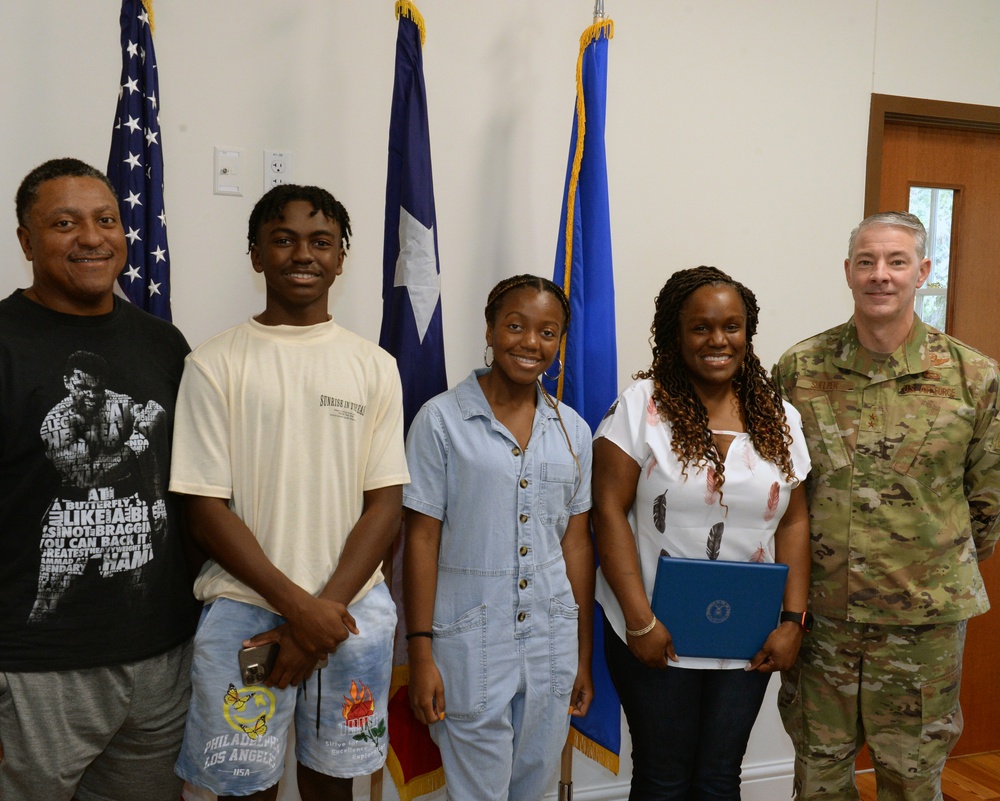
[{"x1": 864, "y1": 93, "x2": 1000, "y2": 216}]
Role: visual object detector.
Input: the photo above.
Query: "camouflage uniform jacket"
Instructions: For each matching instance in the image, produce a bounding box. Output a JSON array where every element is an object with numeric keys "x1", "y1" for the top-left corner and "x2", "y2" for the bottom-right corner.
[{"x1": 775, "y1": 317, "x2": 1000, "y2": 624}]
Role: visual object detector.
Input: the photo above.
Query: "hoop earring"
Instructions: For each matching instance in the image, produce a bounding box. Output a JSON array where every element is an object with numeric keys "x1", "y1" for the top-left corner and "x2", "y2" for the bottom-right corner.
[
  {"x1": 484, "y1": 345, "x2": 494, "y2": 368},
  {"x1": 543, "y1": 357, "x2": 562, "y2": 381}
]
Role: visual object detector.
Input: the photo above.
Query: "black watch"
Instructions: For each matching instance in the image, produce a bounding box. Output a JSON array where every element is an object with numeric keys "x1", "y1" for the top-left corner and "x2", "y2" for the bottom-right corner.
[{"x1": 779, "y1": 610, "x2": 814, "y2": 632}]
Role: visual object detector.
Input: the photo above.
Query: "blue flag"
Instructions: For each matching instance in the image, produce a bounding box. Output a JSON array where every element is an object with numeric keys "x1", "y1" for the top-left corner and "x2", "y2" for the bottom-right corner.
[
  {"x1": 107, "y1": 0, "x2": 172, "y2": 320},
  {"x1": 379, "y1": 0, "x2": 447, "y2": 436},
  {"x1": 545, "y1": 18, "x2": 621, "y2": 774}
]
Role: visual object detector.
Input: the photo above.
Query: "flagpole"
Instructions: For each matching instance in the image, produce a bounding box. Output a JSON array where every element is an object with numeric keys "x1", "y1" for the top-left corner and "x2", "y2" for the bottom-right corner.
[{"x1": 559, "y1": 737, "x2": 574, "y2": 801}]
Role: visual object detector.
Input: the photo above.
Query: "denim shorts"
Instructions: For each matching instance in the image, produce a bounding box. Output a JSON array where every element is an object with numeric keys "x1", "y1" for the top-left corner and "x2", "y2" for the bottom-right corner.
[{"x1": 174, "y1": 585, "x2": 395, "y2": 796}]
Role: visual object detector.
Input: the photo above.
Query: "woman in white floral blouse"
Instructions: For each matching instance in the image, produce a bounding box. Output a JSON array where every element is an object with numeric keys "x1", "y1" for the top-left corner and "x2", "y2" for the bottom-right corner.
[{"x1": 593, "y1": 266, "x2": 811, "y2": 801}]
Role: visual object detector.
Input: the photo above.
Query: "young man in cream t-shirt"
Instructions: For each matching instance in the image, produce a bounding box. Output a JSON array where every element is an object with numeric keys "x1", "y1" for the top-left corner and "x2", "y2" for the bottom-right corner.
[{"x1": 170, "y1": 184, "x2": 408, "y2": 801}]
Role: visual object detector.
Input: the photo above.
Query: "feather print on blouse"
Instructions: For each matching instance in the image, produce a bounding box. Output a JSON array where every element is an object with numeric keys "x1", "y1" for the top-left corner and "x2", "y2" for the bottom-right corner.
[
  {"x1": 646, "y1": 395, "x2": 660, "y2": 426},
  {"x1": 704, "y1": 467, "x2": 717, "y2": 505},
  {"x1": 653, "y1": 490, "x2": 668, "y2": 533},
  {"x1": 646, "y1": 455, "x2": 658, "y2": 479},
  {"x1": 750, "y1": 543, "x2": 766, "y2": 563},
  {"x1": 741, "y1": 444, "x2": 758, "y2": 474},
  {"x1": 706, "y1": 522, "x2": 724, "y2": 560},
  {"x1": 763, "y1": 481, "x2": 780, "y2": 522}
]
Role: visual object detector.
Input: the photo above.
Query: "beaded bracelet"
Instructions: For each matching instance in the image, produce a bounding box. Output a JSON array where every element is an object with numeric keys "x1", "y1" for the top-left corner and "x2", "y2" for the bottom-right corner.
[
  {"x1": 405, "y1": 631, "x2": 434, "y2": 640},
  {"x1": 626, "y1": 618, "x2": 657, "y2": 637}
]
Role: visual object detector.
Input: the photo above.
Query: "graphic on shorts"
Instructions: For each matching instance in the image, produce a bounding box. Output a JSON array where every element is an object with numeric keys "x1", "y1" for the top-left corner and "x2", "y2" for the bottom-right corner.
[
  {"x1": 200, "y1": 682, "x2": 279, "y2": 773},
  {"x1": 222, "y1": 682, "x2": 276, "y2": 737},
  {"x1": 31, "y1": 351, "x2": 170, "y2": 622},
  {"x1": 239, "y1": 715, "x2": 268, "y2": 740},
  {"x1": 343, "y1": 678, "x2": 386, "y2": 755},
  {"x1": 224, "y1": 683, "x2": 259, "y2": 712}
]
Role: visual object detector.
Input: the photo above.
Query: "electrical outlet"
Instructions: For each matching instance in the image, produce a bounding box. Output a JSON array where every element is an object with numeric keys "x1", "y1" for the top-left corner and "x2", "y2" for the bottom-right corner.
[{"x1": 264, "y1": 150, "x2": 292, "y2": 188}]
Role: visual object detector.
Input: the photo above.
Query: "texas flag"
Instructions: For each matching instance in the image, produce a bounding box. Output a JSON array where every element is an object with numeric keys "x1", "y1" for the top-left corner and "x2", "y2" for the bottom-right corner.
[
  {"x1": 379, "y1": 4, "x2": 448, "y2": 800},
  {"x1": 379, "y1": 0, "x2": 447, "y2": 434}
]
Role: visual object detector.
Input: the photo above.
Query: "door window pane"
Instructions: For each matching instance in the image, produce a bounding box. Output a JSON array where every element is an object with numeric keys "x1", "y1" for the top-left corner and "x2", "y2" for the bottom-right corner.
[{"x1": 908, "y1": 187, "x2": 954, "y2": 331}]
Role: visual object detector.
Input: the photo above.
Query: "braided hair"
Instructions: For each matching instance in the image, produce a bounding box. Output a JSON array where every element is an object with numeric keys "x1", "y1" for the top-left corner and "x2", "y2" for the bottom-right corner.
[
  {"x1": 484, "y1": 274, "x2": 571, "y2": 329},
  {"x1": 637, "y1": 266, "x2": 795, "y2": 502},
  {"x1": 247, "y1": 184, "x2": 352, "y2": 252}
]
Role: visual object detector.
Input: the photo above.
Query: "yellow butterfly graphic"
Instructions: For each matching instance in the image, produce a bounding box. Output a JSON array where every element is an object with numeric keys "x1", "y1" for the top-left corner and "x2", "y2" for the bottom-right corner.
[
  {"x1": 240, "y1": 714, "x2": 267, "y2": 740},
  {"x1": 224, "y1": 683, "x2": 257, "y2": 712}
]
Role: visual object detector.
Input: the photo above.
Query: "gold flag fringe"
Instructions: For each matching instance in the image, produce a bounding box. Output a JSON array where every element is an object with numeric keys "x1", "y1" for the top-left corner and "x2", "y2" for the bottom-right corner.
[
  {"x1": 569, "y1": 724, "x2": 621, "y2": 775},
  {"x1": 386, "y1": 664, "x2": 446, "y2": 801},
  {"x1": 386, "y1": 751, "x2": 444, "y2": 801},
  {"x1": 141, "y1": 0, "x2": 155, "y2": 35},
  {"x1": 395, "y1": 0, "x2": 427, "y2": 46},
  {"x1": 556, "y1": 18, "x2": 614, "y2": 400}
]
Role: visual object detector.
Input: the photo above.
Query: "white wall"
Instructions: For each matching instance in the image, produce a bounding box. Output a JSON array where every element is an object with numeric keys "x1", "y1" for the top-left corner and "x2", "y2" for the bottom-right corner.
[{"x1": 3, "y1": 2, "x2": 1000, "y2": 799}]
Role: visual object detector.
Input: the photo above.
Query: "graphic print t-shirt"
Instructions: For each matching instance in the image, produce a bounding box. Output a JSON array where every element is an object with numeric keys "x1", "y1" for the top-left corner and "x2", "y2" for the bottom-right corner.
[{"x1": 0, "y1": 291, "x2": 200, "y2": 671}]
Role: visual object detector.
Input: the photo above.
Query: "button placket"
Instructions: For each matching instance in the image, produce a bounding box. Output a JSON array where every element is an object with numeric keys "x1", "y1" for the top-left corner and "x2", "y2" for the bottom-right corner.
[{"x1": 514, "y1": 448, "x2": 533, "y2": 633}]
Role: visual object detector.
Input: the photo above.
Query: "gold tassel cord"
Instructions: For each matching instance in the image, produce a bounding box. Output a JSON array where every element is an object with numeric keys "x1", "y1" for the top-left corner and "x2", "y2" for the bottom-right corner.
[
  {"x1": 395, "y1": 0, "x2": 426, "y2": 46},
  {"x1": 557, "y1": 19, "x2": 614, "y2": 399}
]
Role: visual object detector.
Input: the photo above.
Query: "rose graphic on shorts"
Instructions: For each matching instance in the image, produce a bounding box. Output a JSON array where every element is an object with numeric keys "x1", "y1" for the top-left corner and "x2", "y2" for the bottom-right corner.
[{"x1": 343, "y1": 679, "x2": 386, "y2": 755}]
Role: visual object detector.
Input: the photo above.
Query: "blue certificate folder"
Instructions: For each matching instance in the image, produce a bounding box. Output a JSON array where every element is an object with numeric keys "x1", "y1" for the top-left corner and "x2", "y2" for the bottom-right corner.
[{"x1": 650, "y1": 556, "x2": 789, "y2": 660}]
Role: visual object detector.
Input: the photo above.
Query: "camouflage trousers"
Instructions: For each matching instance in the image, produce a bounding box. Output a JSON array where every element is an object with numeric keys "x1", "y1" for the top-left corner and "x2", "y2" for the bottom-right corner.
[{"x1": 778, "y1": 614, "x2": 966, "y2": 801}]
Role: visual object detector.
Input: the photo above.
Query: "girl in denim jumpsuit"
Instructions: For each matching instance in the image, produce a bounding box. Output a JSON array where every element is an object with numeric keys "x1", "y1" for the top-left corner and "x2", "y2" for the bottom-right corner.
[{"x1": 403, "y1": 275, "x2": 594, "y2": 800}]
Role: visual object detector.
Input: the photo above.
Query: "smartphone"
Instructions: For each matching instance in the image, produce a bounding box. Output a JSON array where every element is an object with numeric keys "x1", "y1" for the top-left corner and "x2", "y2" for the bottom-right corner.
[{"x1": 238, "y1": 642, "x2": 279, "y2": 685}]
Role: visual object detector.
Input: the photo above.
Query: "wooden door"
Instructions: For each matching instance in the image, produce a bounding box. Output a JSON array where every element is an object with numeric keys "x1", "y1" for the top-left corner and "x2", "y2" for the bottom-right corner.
[
  {"x1": 870, "y1": 97, "x2": 1000, "y2": 757},
  {"x1": 880, "y1": 123, "x2": 1000, "y2": 358}
]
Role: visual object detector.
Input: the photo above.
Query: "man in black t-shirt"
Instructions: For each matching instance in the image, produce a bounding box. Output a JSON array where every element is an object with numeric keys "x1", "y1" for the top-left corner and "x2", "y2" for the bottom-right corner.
[{"x1": 0, "y1": 158, "x2": 199, "y2": 801}]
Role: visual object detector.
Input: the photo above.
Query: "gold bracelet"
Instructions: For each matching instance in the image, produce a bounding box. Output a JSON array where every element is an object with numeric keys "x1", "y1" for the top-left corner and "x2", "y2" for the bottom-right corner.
[{"x1": 626, "y1": 618, "x2": 657, "y2": 637}]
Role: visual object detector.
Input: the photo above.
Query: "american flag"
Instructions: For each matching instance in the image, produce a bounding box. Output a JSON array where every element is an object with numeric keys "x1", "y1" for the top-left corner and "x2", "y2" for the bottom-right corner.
[{"x1": 107, "y1": 0, "x2": 172, "y2": 321}]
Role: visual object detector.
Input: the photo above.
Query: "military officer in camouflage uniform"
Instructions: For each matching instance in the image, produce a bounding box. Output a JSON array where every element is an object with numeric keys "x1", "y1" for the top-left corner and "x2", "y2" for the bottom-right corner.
[{"x1": 774, "y1": 211, "x2": 1000, "y2": 801}]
